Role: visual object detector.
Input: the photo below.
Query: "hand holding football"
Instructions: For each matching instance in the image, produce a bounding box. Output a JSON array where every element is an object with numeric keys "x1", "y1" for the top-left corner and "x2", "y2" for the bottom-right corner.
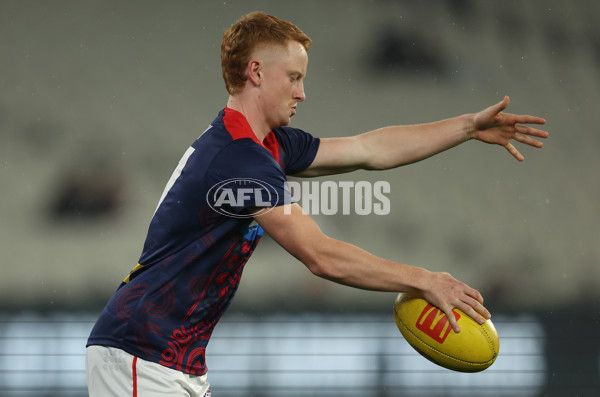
[{"x1": 393, "y1": 293, "x2": 499, "y2": 372}]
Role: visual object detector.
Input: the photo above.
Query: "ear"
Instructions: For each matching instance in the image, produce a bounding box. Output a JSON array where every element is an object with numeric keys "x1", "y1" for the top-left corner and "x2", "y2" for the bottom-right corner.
[{"x1": 247, "y1": 59, "x2": 262, "y2": 87}]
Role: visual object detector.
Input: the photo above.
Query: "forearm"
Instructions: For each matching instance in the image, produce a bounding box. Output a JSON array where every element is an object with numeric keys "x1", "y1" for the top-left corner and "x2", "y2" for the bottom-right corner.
[
  {"x1": 309, "y1": 237, "x2": 489, "y2": 328},
  {"x1": 257, "y1": 204, "x2": 431, "y2": 292},
  {"x1": 308, "y1": 235, "x2": 431, "y2": 293},
  {"x1": 358, "y1": 113, "x2": 475, "y2": 170}
]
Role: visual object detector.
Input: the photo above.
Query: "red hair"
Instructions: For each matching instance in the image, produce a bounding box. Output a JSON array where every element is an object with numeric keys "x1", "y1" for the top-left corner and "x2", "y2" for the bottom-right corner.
[{"x1": 221, "y1": 11, "x2": 312, "y2": 95}]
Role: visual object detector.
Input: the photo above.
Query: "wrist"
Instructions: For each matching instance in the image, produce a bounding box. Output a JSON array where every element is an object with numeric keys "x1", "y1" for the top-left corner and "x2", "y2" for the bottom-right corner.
[
  {"x1": 462, "y1": 113, "x2": 477, "y2": 141},
  {"x1": 403, "y1": 265, "x2": 433, "y2": 294}
]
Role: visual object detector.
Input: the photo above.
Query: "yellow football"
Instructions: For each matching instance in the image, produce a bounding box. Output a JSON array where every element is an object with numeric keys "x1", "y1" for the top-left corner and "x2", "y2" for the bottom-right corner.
[{"x1": 393, "y1": 293, "x2": 499, "y2": 372}]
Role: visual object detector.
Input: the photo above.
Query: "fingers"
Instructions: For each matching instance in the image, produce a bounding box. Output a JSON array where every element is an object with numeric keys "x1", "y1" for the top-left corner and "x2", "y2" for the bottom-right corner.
[
  {"x1": 505, "y1": 125, "x2": 548, "y2": 161},
  {"x1": 464, "y1": 286, "x2": 485, "y2": 306},
  {"x1": 508, "y1": 111, "x2": 546, "y2": 125},
  {"x1": 458, "y1": 294, "x2": 490, "y2": 322},
  {"x1": 488, "y1": 95, "x2": 546, "y2": 127},
  {"x1": 422, "y1": 272, "x2": 492, "y2": 334},
  {"x1": 505, "y1": 142, "x2": 524, "y2": 161},
  {"x1": 444, "y1": 294, "x2": 491, "y2": 334},
  {"x1": 515, "y1": 124, "x2": 549, "y2": 139},
  {"x1": 443, "y1": 305, "x2": 462, "y2": 333},
  {"x1": 514, "y1": 131, "x2": 545, "y2": 148}
]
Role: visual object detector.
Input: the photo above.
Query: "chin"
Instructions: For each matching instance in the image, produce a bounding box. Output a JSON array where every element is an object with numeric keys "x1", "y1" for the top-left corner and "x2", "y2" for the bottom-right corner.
[{"x1": 268, "y1": 114, "x2": 292, "y2": 129}]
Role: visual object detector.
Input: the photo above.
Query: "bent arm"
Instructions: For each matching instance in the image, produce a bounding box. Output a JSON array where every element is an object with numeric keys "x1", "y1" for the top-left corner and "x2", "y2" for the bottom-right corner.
[
  {"x1": 257, "y1": 203, "x2": 431, "y2": 291},
  {"x1": 253, "y1": 203, "x2": 490, "y2": 332}
]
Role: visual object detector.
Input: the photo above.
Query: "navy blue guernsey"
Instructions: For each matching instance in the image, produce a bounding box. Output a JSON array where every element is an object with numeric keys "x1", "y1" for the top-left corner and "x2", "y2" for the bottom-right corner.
[{"x1": 87, "y1": 107, "x2": 320, "y2": 375}]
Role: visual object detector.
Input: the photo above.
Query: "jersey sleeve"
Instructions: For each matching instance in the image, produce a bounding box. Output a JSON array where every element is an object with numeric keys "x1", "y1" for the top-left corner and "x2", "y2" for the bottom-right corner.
[
  {"x1": 273, "y1": 127, "x2": 320, "y2": 175},
  {"x1": 205, "y1": 139, "x2": 292, "y2": 215}
]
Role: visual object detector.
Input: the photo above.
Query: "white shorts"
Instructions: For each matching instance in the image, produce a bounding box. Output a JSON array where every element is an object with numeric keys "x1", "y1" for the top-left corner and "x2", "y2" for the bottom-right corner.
[{"x1": 86, "y1": 345, "x2": 211, "y2": 397}]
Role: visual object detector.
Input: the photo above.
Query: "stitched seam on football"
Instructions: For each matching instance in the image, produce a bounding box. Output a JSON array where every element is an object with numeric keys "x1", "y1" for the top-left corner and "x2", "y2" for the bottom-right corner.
[
  {"x1": 480, "y1": 324, "x2": 498, "y2": 359},
  {"x1": 394, "y1": 311, "x2": 494, "y2": 367}
]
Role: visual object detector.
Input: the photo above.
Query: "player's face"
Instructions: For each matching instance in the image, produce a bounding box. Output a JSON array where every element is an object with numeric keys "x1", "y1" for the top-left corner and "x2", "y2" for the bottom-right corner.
[{"x1": 258, "y1": 41, "x2": 308, "y2": 129}]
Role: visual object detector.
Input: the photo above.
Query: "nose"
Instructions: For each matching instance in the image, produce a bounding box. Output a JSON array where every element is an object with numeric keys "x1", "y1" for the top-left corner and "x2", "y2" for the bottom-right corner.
[{"x1": 294, "y1": 81, "x2": 306, "y2": 102}]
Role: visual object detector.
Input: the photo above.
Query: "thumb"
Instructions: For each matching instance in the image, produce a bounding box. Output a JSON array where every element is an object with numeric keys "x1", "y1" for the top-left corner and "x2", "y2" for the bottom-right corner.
[
  {"x1": 475, "y1": 96, "x2": 510, "y2": 128},
  {"x1": 490, "y1": 95, "x2": 509, "y2": 115},
  {"x1": 499, "y1": 95, "x2": 510, "y2": 110}
]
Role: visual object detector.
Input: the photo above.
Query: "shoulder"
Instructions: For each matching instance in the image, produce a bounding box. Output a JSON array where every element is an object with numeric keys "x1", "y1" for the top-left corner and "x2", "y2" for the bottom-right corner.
[
  {"x1": 271, "y1": 126, "x2": 320, "y2": 175},
  {"x1": 272, "y1": 126, "x2": 315, "y2": 143}
]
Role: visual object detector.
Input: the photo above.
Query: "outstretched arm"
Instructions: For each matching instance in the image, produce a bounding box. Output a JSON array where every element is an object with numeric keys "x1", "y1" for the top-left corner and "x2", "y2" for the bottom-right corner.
[
  {"x1": 297, "y1": 96, "x2": 547, "y2": 177},
  {"x1": 253, "y1": 203, "x2": 491, "y2": 333}
]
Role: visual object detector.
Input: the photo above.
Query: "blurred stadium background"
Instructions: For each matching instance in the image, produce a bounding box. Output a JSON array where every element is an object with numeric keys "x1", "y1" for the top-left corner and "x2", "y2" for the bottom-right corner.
[{"x1": 1, "y1": 0, "x2": 599, "y2": 395}]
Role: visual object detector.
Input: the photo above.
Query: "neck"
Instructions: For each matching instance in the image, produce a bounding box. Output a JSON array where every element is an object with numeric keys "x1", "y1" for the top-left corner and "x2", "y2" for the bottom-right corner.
[{"x1": 226, "y1": 95, "x2": 271, "y2": 142}]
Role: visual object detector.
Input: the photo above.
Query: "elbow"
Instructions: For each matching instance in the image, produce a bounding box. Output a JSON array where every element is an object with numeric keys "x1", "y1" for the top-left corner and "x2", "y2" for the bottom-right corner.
[
  {"x1": 305, "y1": 257, "x2": 331, "y2": 279},
  {"x1": 362, "y1": 160, "x2": 387, "y2": 171},
  {"x1": 301, "y1": 244, "x2": 344, "y2": 282}
]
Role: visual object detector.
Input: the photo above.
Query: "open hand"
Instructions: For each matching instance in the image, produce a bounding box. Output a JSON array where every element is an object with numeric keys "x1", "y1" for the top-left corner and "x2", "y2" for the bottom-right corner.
[{"x1": 471, "y1": 96, "x2": 548, "y2": 161}]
